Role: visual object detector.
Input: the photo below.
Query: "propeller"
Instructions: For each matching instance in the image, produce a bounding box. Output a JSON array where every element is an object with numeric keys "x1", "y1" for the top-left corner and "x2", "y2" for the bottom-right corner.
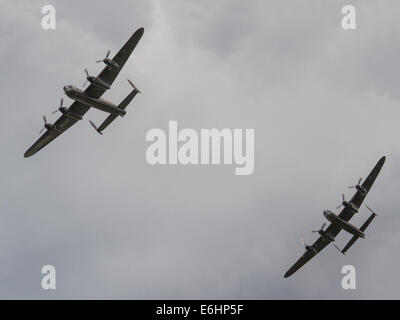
[
  {"x1": 300, "y1": 238, "x2": 313, "y2": 255},
  {"x1": 52, "y1": 98, "x2": 64, "y2": 114},
  {"x1": 349, "y1": 177, "x2": 367, "y2": 195},
  {"x1": 96, "y1": 50, "x2": 111, "y2": 63},
  {"x1": 365, "y1": 205, "x2": 378, "y2": 216},
  {"x1": 349, "y1": 177, "x2": 362, "y2": 189},
  {"x1": 83, "y1": 68, "x2": 90, "y2": 87},
  {"x1": 39, "y1": 115, "x2": 47, "y2": 134},
  {"x1": 312, "y1": 223, "x2": 326, "y2": 233},
  {"x1": 336, "y1": 194, "x2": 347, "y2": 209}
]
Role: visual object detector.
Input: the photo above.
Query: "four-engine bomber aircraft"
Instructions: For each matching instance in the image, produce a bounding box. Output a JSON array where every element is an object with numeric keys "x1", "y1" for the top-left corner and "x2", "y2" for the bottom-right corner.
[
  {"x1": 24, "y1": 27, "x2": 144, "y2": 158},
  {"x1": 284, "y1": 156, "x2": 385, "y2": 278}
]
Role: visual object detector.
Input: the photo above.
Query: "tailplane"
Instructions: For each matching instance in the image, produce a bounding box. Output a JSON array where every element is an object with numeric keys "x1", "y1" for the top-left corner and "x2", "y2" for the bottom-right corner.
[
  {"x1": 89, "y1": 79, "x2": 140, "y2": 135},
  {"x1": 118, "y1": 79, "x2": 140, "y2": 110},
  {"x1": 341, "y1": 206, "x2": 377, "y2": 254}
]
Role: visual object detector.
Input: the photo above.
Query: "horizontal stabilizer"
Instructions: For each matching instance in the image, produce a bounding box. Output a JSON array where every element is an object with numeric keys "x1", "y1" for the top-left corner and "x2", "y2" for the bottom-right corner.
[
  {"x1": 118, "y1": 79, "x2": 140, "y2": 111},
  {"x1": 96, "y1": 113, "x2": 118, "y2": 133},
  {"x1": 361, "y1": 206, "x2": 377, "y2": 231},
  {"x1": 93, "y1": 80, "x2": 140, "y2": 134},
  {"x1": 341, "y1": 235, "x2": 358, "y2": 254},
  {"x1": 342, "y1": 209, "x2": 377, "y2": 254}
]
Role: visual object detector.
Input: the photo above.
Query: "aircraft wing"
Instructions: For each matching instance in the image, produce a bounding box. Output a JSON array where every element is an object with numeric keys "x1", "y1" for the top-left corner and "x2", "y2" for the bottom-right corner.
[
  {"x1": 284, "y1": 156, "x2": 386, "y2": 278},
  {"x1": 84, "y1": 27, "x2": 144, "y2": 99},
  {"x1": 284, "y1": 235, "x2": 331, "y2": 278},
  {"x1": 338, "y1": 156, "x2": 386, "y2": 221},
  {"x1": 24, "y1": 101, "x2": 89, "y2": 157}
]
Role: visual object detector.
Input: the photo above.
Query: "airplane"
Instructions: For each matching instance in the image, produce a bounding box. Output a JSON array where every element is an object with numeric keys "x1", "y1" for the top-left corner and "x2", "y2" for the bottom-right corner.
[
  {"x1": 24, "y1": 27, "x2": 144, "y2": 158},
  {"x1": 284, "y1": 156, "x2": 385, "y2": 278}
]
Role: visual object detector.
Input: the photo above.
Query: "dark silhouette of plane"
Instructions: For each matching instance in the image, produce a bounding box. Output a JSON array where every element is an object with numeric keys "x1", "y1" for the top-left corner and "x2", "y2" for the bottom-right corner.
[
  {"x1": 24, "y1": 27, "x2": 144, "y2": 158},
  {"x1": 284, "y1": 156, "x2": 385, "y2": 278}
]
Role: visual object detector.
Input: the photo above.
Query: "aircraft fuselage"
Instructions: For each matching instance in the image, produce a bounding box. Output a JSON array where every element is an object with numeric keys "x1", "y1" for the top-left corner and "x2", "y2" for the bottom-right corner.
[
  {"x1": 323, "y1": 210, "x2": 365, "y2": 238},
  {"x1": 63, "y1": 85, "x2": 126, "y2": 116}
]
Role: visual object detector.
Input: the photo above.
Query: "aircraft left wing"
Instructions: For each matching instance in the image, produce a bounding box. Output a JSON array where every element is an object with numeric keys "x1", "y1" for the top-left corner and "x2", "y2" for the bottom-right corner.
[
  {"x1": 322, "y1": 156, "x2": 386, "y2": 238},
  {"x1": 338, "y1": 156, "x2": 385, "y2": 221},
  {"x1": 84, "y1": 27, "x2": 144, "y2": 99}
]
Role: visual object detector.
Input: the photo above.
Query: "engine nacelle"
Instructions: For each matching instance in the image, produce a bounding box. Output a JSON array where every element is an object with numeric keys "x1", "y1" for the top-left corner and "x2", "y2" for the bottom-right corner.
[
  {"x1": 104, "y1": 58, "x2": 119, "y2": 70},
  {"x1": 305, "y1": 245, "x2": 317, "y2": 254},
  {"x1": 319, "y1": 230, "x2": 335, "y2": 242},
  {"x1": 87, "y1": 76, "x2": 111, "y2": 90},
  {"x1": 44, "y1": 123, "x2": 54, "y2": 131},
  {"x1": 343, "y1": 201, "x2": 358, "y2": 213},
  {"x1": 355, "y1": 185, "x2": 367, "y2": 195}
]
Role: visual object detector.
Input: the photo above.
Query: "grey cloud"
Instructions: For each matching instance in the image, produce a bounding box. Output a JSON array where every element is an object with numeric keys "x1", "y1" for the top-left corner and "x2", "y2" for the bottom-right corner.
[{"x1": 0, "y1": 0, "x2": 399, "y2": 299}]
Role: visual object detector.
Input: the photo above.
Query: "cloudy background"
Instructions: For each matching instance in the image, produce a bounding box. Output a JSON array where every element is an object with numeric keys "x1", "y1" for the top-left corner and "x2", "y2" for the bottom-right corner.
[{"x1": 0, "y1": 0, "x2": 399, "y2": 299}]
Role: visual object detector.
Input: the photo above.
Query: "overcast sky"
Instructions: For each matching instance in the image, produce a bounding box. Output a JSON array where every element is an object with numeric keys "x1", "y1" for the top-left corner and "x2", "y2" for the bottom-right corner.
[{"x1": 0, "y1": 0, "x2": 400, "y2": 299}]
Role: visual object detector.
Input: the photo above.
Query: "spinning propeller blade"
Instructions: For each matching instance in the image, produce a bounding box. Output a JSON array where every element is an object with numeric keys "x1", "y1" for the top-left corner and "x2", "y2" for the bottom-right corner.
[
  {"x1": 52, "y1": 98, "x2": 64, "y2": 114},
  {"x1": 311, "y1": 222, "x2": 326, "y2": 233},
  {"x1": 96, "y1": 50, "x2": 111, "y2": 63},
  {"x1": 39, "y1": 115, "x2": 47, "y2": 134},
  {"x1": 336, "y1": 194, "x2": 345, "y2": 209},
  {"x1": 83, "y1": 69, "x2": 90, "y2": 87},
  {"x1": 349, "y1": 177, "x2": 363, "y2": 189}
]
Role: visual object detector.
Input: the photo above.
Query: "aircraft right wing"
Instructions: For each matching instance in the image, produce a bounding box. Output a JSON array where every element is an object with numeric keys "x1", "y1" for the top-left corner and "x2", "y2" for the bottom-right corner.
[
  {"x1": 284, "y1": 235, "x2": 331, "y2": 278},
  {"x1": 24, "y1": 101, "x2": 89, "y2": 157}
]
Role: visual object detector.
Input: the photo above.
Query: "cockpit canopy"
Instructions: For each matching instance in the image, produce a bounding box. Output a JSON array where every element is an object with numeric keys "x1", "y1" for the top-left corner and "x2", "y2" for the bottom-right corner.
[{"x1": 63, "y1": 85, "x2": 77, "y2": 92}]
